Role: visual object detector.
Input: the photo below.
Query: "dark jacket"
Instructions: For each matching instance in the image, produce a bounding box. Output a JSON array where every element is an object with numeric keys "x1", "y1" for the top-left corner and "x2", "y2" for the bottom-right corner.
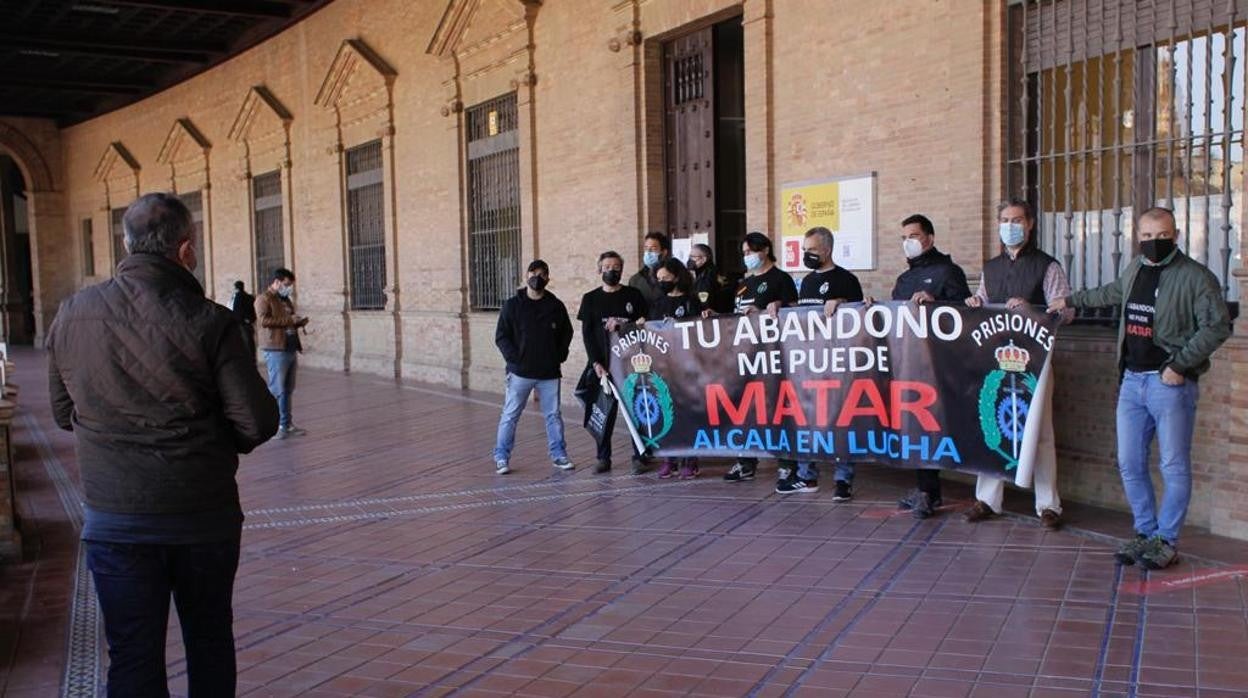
[
  {"x1": 1071, "y1": 249, "x2": 1231, "y2": 379},
  {"x1": 628, "y1": 266, "x2": 665, "y2": 306},
  {"x1": 47, "y1": 253, "x2": 279, "y2": 515},
  {"x1": 891, "y1": 247, "x2": 972, "y2": 302},
  {"x1": 495, "y1": 288, "x2": 574, "y2": 380},
  {"x1": 230, "y1": 289, "x2": 256, "y2": 326},
  {"x1": 693, "y1": 264, "x2": 735, "y2": 314},
  {"x1": 983, "y1": 246, "x2": 1057, "y2": 305}
]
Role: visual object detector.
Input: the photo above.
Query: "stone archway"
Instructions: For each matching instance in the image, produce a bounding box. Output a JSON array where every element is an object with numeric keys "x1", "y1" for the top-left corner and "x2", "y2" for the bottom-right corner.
[{"x1": 0, "y1": 121, "x2": 65, "y2": 346}]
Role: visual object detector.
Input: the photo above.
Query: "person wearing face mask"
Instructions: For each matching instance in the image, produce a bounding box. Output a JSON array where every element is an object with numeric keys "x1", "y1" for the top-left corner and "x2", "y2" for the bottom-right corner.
[
  {"x1": 492, "y1": 260, "x2": 575, "y2": 475},
  {"x1": 687, "y1": 243, "x2": 733, "y2": 314},
  {"x1": 628, "y1": 231, "x2": 671, "y2": 306},
  {"x1": 642, "y1": 257, "x2": 703, "y2": 479},
  {"x1": 46, "y1": 193, "x2": 278, "y2": 697},
  {"x1": 579, "y1": 250, "x2": 650, "y2": 473},
  {"x1": 725, "y1": 232, "x2": 798, "y2": 483},
  {"x1": 887, "y1": 214, "x2": 972, "y2": 518},
  {"x1": 1050, "y1": 207, "x2": 1230, "y2": 569},
  {"x1": 775, "y1": 226, "x2": 863, "y2": 498},
  {"x1": 256, "y1": 266, "x2": 310, "y2": 439},
  {"x1": 963, "y1": 198, "x2": 1073, "y2": 529}
]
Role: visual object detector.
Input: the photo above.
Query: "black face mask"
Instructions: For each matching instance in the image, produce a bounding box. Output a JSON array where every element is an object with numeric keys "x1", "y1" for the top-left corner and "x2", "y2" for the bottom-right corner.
[
  {"x1": 658, "y1": 280, "x2": 676, "y2": 293},
  {"x1": 527, "y1": 275, "x2": 548, "y2": 291},
  {"x1": 802, "y1": 251, "x2": 822, "y2": 270},
  {"x1": 1141, "y1": 238, "x2": 1176, "y2": 264},
  {"x1": 686, "y1": 259, "x2": 700, "y2": 272},
  {"x1": 602, "y1": 269, "x2": 622, "y2": 286}
]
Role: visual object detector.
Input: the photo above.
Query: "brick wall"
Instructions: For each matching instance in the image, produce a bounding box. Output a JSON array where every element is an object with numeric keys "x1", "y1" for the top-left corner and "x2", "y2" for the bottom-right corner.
[{"x1": 1, "y1": 0, "x2": 1245, "y2": 539}]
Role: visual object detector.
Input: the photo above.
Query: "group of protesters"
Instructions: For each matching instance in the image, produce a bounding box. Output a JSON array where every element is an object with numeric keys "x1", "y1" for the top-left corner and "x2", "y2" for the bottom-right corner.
[
  {"x1": 491, "y1": 199, "x2": 1231, "y2": 574},
  {"x1": 42, "y1": 191, "x2": 1230, "y2": 696}
]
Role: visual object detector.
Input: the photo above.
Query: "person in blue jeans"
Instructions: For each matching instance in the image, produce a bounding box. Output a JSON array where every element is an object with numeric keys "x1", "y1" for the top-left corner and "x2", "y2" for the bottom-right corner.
[
  {"x1": 47, "y1": 193, "x2": 279, "y2": 697},
  {"x1": 256, "y1": 267, "x2": 308, "y2": 438},
  {"x1": 493, "y1": 259, "x2": 575, "y2": 474},
  {"x1": 775, "y1": 227, "x2": 864, "y2": 499},
  {"x1": 1051, "y1": 207, "x2": 1230, "y2": 569}
]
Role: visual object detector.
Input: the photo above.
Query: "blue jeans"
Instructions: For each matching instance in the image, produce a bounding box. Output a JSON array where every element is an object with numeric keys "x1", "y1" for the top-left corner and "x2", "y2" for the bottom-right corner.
[
  {"x1": 779, "y1": 460, "x2": 854, "y2": 482},
  {"x1": 493, "y1": 374, "x2": 567, "y2": 463},
  {"x1": 1116, "y1": 370, "x2": 1200, "y2": 543},
  {"x1": 86, "y1": 539, "x2": 240, "y2": 698},
  {"x1": 263, "y1": 350, "x2": 297, "y2": 428},
  {"x1": 796, "y1": 461, "x2": 855, "y2": 482}
]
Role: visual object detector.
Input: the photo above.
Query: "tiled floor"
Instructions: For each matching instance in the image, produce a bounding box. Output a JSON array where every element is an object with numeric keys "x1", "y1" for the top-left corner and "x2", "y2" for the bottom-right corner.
[{"x1": 4, "y1": 347, "x2": 1248, "y2": 697}]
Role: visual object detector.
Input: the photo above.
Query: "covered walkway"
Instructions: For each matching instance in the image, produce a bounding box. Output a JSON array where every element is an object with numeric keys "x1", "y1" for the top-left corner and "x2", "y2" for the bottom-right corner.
[{"x1": 3, "y1": 348, "x2": 1248, "y2": 697}]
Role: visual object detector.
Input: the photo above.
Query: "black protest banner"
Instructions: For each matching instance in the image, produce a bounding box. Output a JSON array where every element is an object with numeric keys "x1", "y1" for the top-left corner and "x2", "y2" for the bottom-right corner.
[{"x1": 606, "y1": 302, "x2": 1060, "y2": 478}]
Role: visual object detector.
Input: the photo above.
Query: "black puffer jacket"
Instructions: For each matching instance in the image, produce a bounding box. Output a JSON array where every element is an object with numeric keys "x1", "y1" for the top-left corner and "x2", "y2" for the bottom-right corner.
[
  {"x1": 890, "y1": 247, "x2": 972, "y2": 302},
  {"x1": 47, "y1": 253, "x2": 279, "y2": 515}
]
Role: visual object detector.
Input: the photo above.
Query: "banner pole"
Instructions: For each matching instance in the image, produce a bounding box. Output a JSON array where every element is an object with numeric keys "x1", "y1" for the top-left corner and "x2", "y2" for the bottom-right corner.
[{"x1": 603, "y1": 375, "x2": 647, "y2": 455}]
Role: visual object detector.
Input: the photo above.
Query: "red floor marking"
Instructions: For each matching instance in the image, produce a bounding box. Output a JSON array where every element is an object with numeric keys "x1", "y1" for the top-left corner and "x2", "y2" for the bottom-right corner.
[{"x1": 1118, "y1": 564, "x2": 1248, "y2": 595}]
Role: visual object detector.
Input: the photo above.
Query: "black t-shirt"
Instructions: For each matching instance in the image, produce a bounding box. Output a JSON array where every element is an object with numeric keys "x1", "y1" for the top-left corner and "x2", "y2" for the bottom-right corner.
[
  {"x1": 578, "y1": 286, "x2": 648, "y2": 365},
  {"x1": 1124, "y1": 265, "x2": 1170, "y2": 372},
  {"x1": 798, "y1": 266, "x2": 864, "y2": 306},
  {"x1": 649, "y1": 293, "x2": 702, "y2": 321},
  {"x1": 735, "y1": 265, "x2": 798, "y2": 313}
]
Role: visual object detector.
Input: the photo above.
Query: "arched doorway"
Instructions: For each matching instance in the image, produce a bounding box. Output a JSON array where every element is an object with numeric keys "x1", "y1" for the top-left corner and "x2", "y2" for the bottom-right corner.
[{"x1": 0, "y1": 155, "x2": 36, "y2": 344}]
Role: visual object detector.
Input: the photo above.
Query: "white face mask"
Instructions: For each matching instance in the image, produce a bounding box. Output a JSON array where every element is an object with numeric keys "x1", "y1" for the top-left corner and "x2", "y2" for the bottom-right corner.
[
  {"x1": 277, "y1": 284, "x2": 293, "y2": 299},
  {"x1": 902, "y1": 238, "x2": 924, "y2": 259},
  {"x1": 999, "y1": 222, "x2": 1026, "y2": 247}
]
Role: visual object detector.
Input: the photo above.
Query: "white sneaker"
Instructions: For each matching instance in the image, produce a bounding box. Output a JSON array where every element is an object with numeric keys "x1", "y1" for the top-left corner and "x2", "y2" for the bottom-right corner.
[
  {"x1": 553, "y1": 457, "x2": 575, "y2": 471},
  {"x1": 496, "y1": 460, "x2": 511, "y2": 475},
  {"x1": 284, "y1": 425, "x2": 307, "y2": 436}
]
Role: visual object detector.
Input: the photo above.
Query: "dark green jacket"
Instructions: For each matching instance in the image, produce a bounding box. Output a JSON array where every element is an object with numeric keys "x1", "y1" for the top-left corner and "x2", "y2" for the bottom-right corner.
[{"x1": 1069, "y1": 249, "x2": 1231, "y2": 379}]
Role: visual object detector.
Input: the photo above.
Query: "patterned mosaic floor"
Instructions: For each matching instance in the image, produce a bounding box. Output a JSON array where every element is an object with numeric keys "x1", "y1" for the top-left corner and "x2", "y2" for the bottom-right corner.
[{"x1": 3, "y1": 348, "x2": 1248, "y2": 697}]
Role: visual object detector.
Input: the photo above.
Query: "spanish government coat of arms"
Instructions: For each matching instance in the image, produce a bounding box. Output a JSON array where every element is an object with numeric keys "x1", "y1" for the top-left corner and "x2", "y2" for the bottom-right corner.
[
  {"x1": 620, "y1": 352, "x2": 674, "y2": 451},
  {"x1": 977, "y1": 341, "x2": 1037, "y2": 470}
]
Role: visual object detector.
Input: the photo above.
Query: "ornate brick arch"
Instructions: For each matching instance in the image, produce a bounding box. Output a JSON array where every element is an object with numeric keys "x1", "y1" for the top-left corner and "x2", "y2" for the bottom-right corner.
[{"x1": 0, "y1": 122, "x2": 54, "y2": 192}]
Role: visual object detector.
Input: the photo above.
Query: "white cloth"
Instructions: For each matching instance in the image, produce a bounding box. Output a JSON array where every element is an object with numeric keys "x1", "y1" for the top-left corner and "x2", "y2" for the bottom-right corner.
[{"x1": 975, "y1": 353, "x2": 1061, "y2": 517}]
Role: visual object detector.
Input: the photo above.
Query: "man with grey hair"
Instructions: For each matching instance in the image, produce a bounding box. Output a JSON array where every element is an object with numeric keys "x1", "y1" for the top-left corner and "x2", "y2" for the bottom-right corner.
[
  {"x1": 47, "y1": 192, "x2": 278, "y2": 696},
  {"x1": 775, "y1": 226, "x2": 863, "y2": 498}
]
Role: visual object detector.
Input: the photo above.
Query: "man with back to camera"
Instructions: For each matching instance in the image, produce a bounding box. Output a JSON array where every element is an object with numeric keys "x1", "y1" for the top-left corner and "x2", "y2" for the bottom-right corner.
[
  {"x1": 47, "y1": 192, "x2": 278, "y2": 697},
  {"x1": 1050, "y1": 207, "x2": 1230, "y2": 568},
  {"x1": 493, "y1": 259, "x2": 575, "y2": 475},
  {"x1": 889, "y1": 214, "x2": 972, "y2": 518},
  {"x1": 229, "y1": 280, "x2": 257, "y2": 359}
]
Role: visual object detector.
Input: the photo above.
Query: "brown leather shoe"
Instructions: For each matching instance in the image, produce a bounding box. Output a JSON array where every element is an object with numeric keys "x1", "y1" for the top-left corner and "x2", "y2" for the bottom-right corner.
[
  {"x1": 963, "y1": 501, "x2": 996, "y2": 523},
  {"x1": 1039, "y1": 509, "x2": 1062, "y2": 529}
]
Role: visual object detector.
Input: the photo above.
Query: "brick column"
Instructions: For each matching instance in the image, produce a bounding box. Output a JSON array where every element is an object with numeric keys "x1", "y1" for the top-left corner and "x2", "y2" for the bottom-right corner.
[{"x1": 741, "y1": 0, "x2": 773, "y2": 236}]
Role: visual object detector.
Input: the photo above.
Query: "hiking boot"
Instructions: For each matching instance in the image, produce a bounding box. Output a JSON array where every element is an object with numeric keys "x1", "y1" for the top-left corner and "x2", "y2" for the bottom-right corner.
[
  {"x1": 631, "y1": 456, "x2": 649, "y2": 475},
  {"x1": 910, "y1": 491, "x2": 935, "y2": 519},
  {"x1": 657, "y1": 461, "x2": 676, "y2": 479},
  {"x1": 553, "y1": 457, "x2": 575, "y2": 471},
  {"x1": 963, "y1": 501, "x2": 996, "y2": 523},
  {"x1": 594, "y1": 459, "x2": 612, "y2": 474},
  {"x1": 723, "y1": 461, "x2": 756, "y2": 482},
  {"x1": 832, "y1": 481, "x2": 853, "y2": 502},
  {"x1": 1114, "y1": 535, "x2": 1149, "y2": 566},
  {"x1": 1137, "y1": 536, "x2": 1179, "y2": 570},
  {"x1": 775, "y1": 476, "x2": 818, "y2": 494},
  {"x1": 1039, "y1": 509, "x2": 1062, "y2": 530},
  {"x1": 678, "y1": 462, "x2": 698, "y2": 479},
  {"x1": 495, "y1": 460, "x2": 511, "y2": 475}
]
